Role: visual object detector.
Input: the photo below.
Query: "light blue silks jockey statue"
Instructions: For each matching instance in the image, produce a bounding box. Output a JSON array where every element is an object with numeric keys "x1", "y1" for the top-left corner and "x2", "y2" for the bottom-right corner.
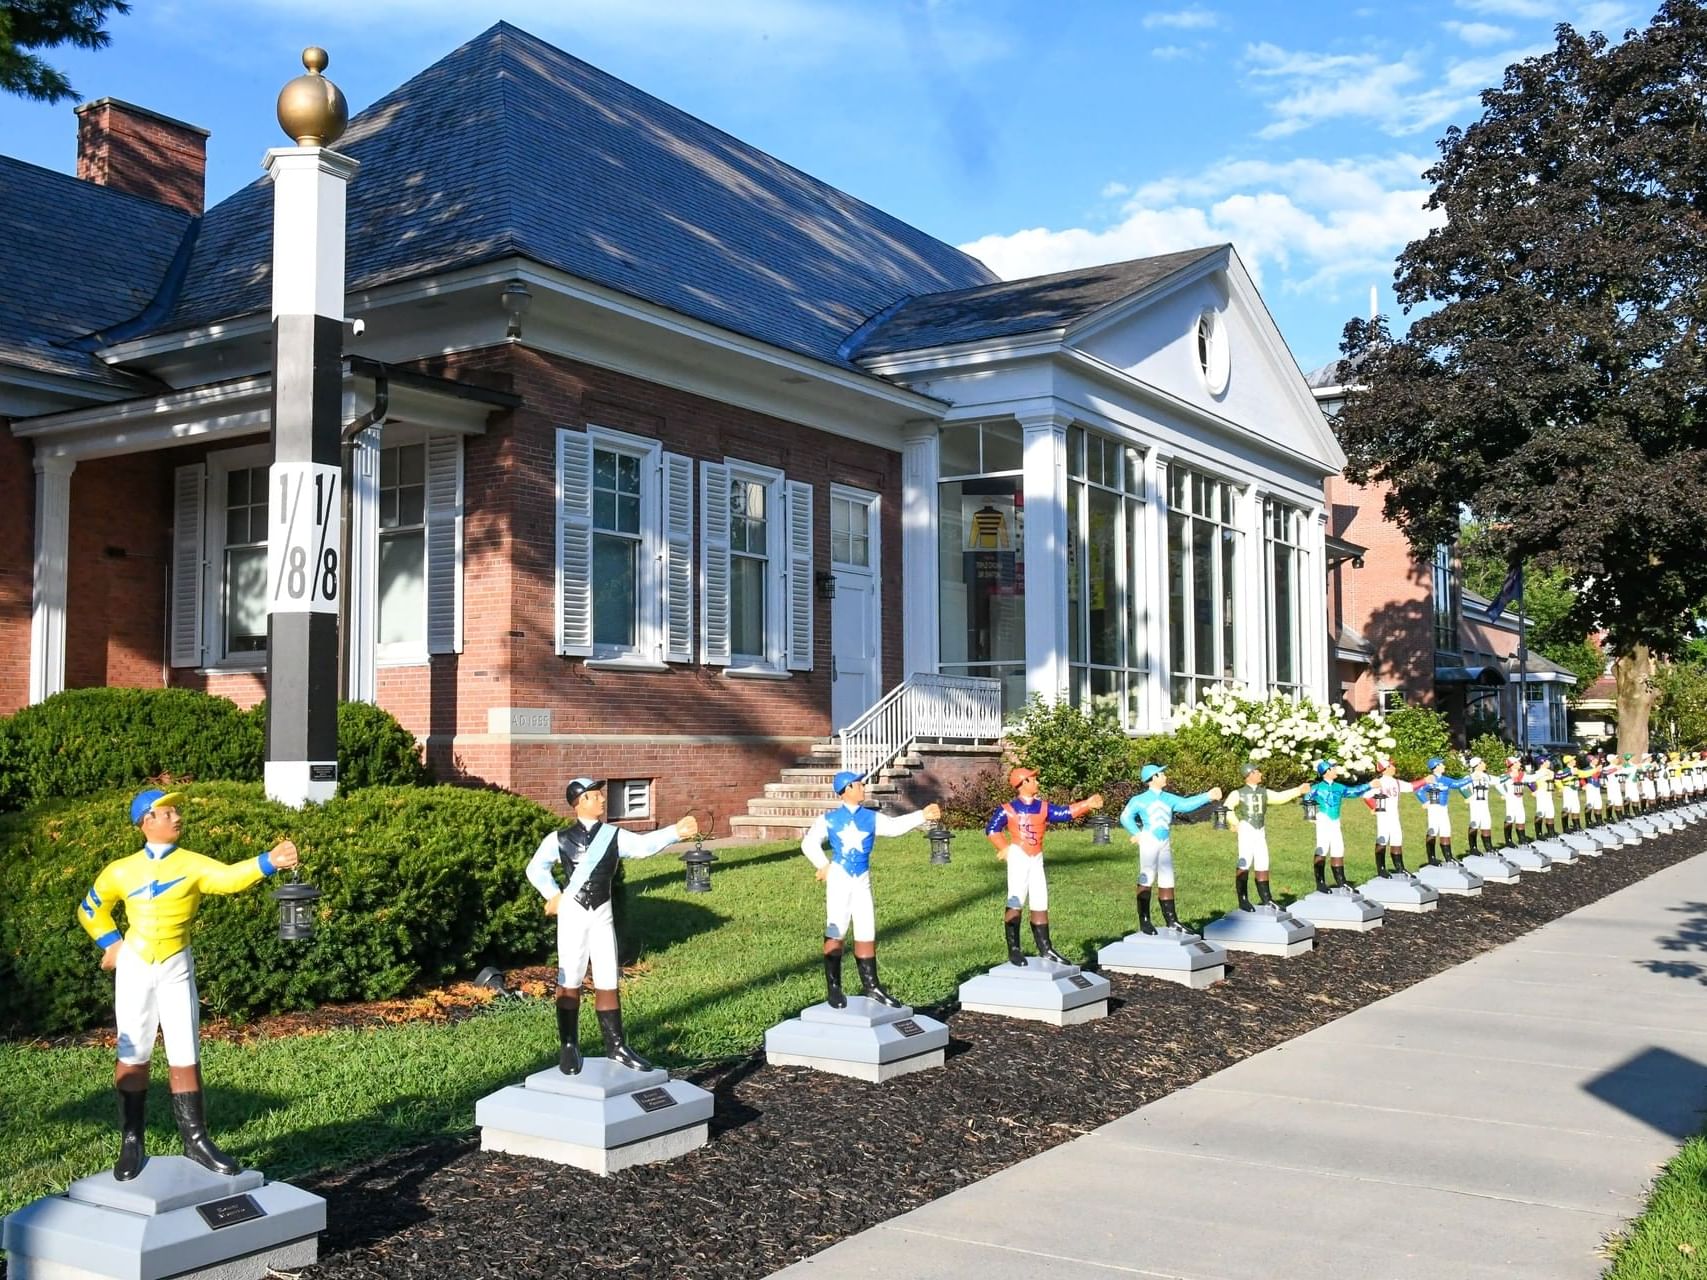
[
  {"x1": 1306, "y1": 760, "x2": 1371, "y2": 892},
  {"x1": 1119, "y1": 763, "x2": 1222, "y2": 934},
  {"x1": 1413, "y1": 756, "x2": 1473, "y2": 866}
]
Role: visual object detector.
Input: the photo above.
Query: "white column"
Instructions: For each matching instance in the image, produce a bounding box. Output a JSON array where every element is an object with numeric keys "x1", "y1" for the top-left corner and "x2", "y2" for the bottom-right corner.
[
  {"x1": 899, "y1": 419, "x2": 940, "y2": 682},
  {"x1": 1307, "y1": 506, "x2": 1330, "y2": 703},
  {"x1": 1240, "y1": 484, "x2": 1266, "y2": 692},
  {"x1": 29, "y1": 455, "x2": 75, "y2": 705},
  {"x1": 1143, "y1": 450, "x2": 1171, "y2": 730},
  {"x1": 344, "y1": 423, "x2": 381, "y2": 703},
  {"x1": 1018, "y1": 410, "x2": 1070, "y2": 705}
]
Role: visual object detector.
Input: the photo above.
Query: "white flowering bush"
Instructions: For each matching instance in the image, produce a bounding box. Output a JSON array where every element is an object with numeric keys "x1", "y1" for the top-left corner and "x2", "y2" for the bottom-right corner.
[{"x1": 1178, "y1": 686, "x2": 1397, "y2": 779}]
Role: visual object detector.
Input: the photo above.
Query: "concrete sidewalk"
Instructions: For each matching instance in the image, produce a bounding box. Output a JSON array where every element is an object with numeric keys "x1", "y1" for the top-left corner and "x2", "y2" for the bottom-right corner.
[{"x1": 772, "y1": 849, "x2": 1707, "y2": 1280}]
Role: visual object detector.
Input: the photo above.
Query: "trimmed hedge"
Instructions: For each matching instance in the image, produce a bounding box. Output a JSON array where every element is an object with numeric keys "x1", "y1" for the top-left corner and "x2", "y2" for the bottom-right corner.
[
  {"x1": 0, "y1": 782, "x2": 556, "y2": 1034},
  {"x1": 0, "y1": 688, "x2": 429, "y2": 813}
]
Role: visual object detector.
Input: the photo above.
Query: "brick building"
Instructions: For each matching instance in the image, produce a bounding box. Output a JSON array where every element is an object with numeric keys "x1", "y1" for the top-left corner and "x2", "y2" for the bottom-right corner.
[{"x1": 2, "y1": 24, "x2": 1342, "y2": 829}]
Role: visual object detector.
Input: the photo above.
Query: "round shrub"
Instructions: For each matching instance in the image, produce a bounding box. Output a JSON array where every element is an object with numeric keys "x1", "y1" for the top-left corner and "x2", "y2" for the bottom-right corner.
[
  {"x1": 0, "y1": 688, "x2": 264, "y2": 814},
  {"x1": 0, "y1": 782, "x2": 557, "y2": 1034},
  {"x1": 1382, "y1": 704, "x2": 1453, "y2": 780},
  {"x1": 246, "y1": 698, "x2": 431, "y2": 789}
]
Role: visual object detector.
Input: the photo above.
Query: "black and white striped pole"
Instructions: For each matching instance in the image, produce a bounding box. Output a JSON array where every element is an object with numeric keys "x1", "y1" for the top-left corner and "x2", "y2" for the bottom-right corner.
[{"x1": 263, "y1": 48, "x2": 357, "y2": 808}]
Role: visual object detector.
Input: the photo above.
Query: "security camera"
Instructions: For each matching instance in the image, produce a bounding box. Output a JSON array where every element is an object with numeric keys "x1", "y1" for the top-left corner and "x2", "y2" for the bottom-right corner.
[{"x1": 349, "y1": 318, "x2": 366, "y2": 337}]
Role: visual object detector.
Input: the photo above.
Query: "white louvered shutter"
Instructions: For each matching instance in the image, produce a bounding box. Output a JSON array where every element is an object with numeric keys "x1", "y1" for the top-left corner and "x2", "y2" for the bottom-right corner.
[
  {"x1": 425, "y1": 434, "x2": 463, "y2": 654},
  {"x1": 557, "y1": 429, "x2": 594, "y2": 657},
  {"x1": 662, "y1": 451, "x2": 694, "y2": 663},
  {"x1": 785, "y1": 479, "x2": 814, "y2": 671},
  {"x1": 170, "y1": 464, "x2": 205, "y2": 668},
  {"x1": 699, "y1": 462, "x2": 731, "y2": 666}
]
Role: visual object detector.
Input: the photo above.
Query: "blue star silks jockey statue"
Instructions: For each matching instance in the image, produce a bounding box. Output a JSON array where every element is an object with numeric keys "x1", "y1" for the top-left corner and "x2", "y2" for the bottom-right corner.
[
  {"x1": 1414, "y1": 756, "x2": 1472, "y2": 865},
  {"x1": 985, "y1": 766, "x2": 1103, "y2": 966},
  {"x1": 77, "y1": 788, "x2": 300, "y2": 1181},
  {"x1": 527, "y1": 777, "x2": 698, "y2": 1075},
  {"x1": 1119, "y1": 764, "x2": 1222, "y2": 934},
  {"x1": 800, "y1": 771, "x2": 940, "y2": 1008},
  {"x1": 1307, "y1": 761, "x2": 1372, "y2": 892}
]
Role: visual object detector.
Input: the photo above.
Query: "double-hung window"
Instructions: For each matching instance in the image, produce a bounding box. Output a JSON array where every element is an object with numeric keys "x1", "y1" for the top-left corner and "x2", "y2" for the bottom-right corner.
[
  {"x1": 377, "y1": 443, "x2": 427, "y2": 654},
  {"x1": 1264, "y1": 498, "x2": 1306, "y2": 697},
  {"x1": 556, "y1": 426, "x2": 694, "y2": 665},
  {"x1": 1066, "y1": 426, "x2": 1149, "y2": 729},
  {"x1": 221, "y1": 459, "x2": 271, "y2": 658},
  {"x1": 1166, "y1": 463, "x2": 1242, "y2": 711},
  {"x1": 699, "y1": 457, "x2": 812, "y2": 673}
]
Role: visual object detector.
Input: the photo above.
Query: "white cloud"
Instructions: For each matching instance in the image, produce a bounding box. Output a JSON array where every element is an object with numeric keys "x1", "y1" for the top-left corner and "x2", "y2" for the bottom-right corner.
[
  {"x1": 1142, "y1": 6, "x2": 1220, "y2": 29},
  {"x1": 959, "y1": 153, "x2": 1444, "y2": 309},
  {"x1": 1443, "y1": 20, "x2": 1516, "y2": 43},
  {"x1": 1454, "y1": 0, "x2": 1554, "y2": 16},
  {"x1": 1151, "y1": 44, "x2": 1195, "y2": 60}
]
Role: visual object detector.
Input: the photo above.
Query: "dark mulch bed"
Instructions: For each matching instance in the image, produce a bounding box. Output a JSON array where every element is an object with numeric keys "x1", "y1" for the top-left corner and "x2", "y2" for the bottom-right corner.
[{"x1": 300, "y1": 831, "x2": 1704, "y2": 1279}]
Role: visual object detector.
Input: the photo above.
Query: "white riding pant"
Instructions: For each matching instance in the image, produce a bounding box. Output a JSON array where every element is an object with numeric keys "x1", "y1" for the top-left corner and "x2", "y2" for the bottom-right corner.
[
  {"x1": 115, "y1": 943, "x2": 199, "y2": 1067},
  {"x1": 1235, "y1": 825, "x2": 1269, "y2": 872},
  {"x1": 1561, "y1": 788, "x2": 1581, "y2": 815},
  {"x1": 823, "y1": 864, "x2": 878, "y2": 943},
  {"x1": 1137, "y1": 832, "x2": 1174, "y2": 889},
  {"x1": 1534, "y1": 790, "x2": 1556, "y2": 820},
  {"x1": 557, "y1": 897, "x2": 621, "y2": 990},
  {"x1": 1502, "y1": 798, "x2": 1526, "y2": 825},
  {"x1": 1376, "y1": 811, "x2": 1404, "y2": 849},
  {"x1": 1426, "y1": 805, "x2": 1452, "y2": 839},
  {"x1": 1469, "y1": 799, "x2": 1493, "y2": 831},
  {"x1": 1314, "y1": 814, "x2": 1345, "y2": 860},
  {"x1": 1005, "y1": 851, "x2": 1049, "y2": 912}
]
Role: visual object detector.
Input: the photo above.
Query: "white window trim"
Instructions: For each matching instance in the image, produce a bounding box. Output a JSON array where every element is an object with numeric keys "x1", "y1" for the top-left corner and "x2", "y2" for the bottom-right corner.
[
  {"x1": 375, "y1": 430, "x2": 430, "y2": 667},
  {"x1": 725, "y1": 456, "x2": 788, "y2": 676},
  {"x1": 200, "y1": 442, "x2": 273, "y2": 674},
  {"x1": 1164, "y1": 461, "x2": 1245, "y2": 711},
  {"x1": 588, "y1": 425, "x2": 665, "y2": 664}
]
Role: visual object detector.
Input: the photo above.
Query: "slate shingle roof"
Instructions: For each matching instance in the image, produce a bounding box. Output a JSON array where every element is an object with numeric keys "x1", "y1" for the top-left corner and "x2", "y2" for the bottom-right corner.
[
  {"x1": 845, "y1": 245, "x2": 1227, "y2": 360},
  {"x1": 0, "y1": 155, "x2": 191, "y2": 388},
  {"x1": 155, "y1": 22, "x2": 997, "y2": 368}
]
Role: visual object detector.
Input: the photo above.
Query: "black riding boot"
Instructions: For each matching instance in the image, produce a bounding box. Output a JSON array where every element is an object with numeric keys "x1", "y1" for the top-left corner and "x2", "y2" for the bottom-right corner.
[
  {"x1": 1331, "y1": 861, "x2": 1349, "y2": 888},
  {"x1": 115, "y1": 1086, "x2": 147, "y2": 1181},
  {"x1": 1160, "y1": 896, "x2": 1180, "y2": 930},
  {"x1": 1425, "y1": 836, "x2": 1439, "y2": 865},
  {"x1": 1256, "y1": 876, "x2": 1275, "y2": 906},
  {"x1": 596, "y1": 1006, "x2": 656, "y2": 1072},
  {"x1": 1374, "y1": 847, "x2": 1388, "y2": 877},
  {"x1": 1005, "y1": 916, "x2": 1026, "y2": 966},
  {"x1": 855, "y1": 955, "x2": 904, "y2": 1008},
  {"x1": 1236, "y1": 870, "x2": 1254, "y2": 912},
  {"x1": 1137, "y1": 888, "x2": 1156, "y2": 935},
  {"x1": 823, "y1": 948, "x2": 847, "y2": 1009},
  {"x1": 556, "y1": 995, "x2": 583, "y2": 1074},
  {"x1": 1031, "y1": 922, "x2": 1070, "y2": 965},
  {"x1": 171, "y1": 1090, "x2": 238, "y2": 1176},
  {"x1": 1313, "y1": 857, "x2": 1328, "y2": 892},
  {"x1": 1393, "y1": 851, "x2": 1409, "y2": 874}
]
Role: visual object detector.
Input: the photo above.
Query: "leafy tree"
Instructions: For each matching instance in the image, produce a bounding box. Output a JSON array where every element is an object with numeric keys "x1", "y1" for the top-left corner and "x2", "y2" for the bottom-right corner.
[
  {"x1": 1335, "y1": 2, "x2": 1707, "y2": 755},
  {"x1": 1653, "y1": 661, "x2": 1707, "y2": 749},
  {"x1": 0, "y1": 1, "x2": 130, "y2": 103}
]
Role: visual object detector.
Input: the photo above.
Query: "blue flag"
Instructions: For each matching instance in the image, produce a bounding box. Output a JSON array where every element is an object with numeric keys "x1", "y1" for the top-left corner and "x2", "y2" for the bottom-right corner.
[{"x1": 1486, "y1": 564, "x2": 1524, "y2": 621}]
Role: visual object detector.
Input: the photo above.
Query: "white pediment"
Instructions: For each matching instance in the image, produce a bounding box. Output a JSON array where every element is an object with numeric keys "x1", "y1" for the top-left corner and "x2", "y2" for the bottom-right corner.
[{"x1": 1069, "y1": 248, "x2": 1345, "y2": 473}]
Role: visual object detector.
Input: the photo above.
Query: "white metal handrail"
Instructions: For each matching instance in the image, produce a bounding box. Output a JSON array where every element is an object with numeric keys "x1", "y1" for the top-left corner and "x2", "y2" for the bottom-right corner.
[{"x1": 838, "y1": 672, "x2": 1003, "y2": 779}]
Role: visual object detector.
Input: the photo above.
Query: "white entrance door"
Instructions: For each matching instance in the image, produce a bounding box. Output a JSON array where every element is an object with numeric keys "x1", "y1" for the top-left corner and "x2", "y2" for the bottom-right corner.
[{"x1": 830, "y1": 487, "x2": 881, "y2": 732}]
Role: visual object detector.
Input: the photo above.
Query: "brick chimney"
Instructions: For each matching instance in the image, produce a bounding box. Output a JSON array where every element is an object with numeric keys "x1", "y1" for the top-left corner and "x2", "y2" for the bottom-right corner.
[{"x1": 75, "y1": 98, "x2": 208, "y2": 215}]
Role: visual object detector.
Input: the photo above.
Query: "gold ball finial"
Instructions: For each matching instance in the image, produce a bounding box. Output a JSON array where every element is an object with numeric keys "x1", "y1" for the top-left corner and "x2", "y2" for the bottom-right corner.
[{"x1": 277, "y1": 45, "x2": 349, "y2": 148}]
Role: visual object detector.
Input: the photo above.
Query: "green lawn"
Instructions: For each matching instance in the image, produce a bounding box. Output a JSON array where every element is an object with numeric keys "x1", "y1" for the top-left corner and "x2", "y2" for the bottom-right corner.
[
  {"x1": 1, "y1": 798, "x2": 1444, "y2": 1215},
  {"x1": 1604, "y1": 1132, "x2": 1707, "y2": 1278}
]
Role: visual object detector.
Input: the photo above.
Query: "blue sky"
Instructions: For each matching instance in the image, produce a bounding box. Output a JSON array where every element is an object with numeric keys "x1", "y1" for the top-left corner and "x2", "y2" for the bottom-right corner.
[{"x1": 2, "y1": 0, "x2": 1642, "y2": 372}]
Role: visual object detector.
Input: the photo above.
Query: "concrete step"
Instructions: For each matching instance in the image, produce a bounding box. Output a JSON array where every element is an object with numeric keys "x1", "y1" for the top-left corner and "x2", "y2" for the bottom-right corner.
[
  {"x1": 764, "y1": 783, "x2": 900, "y2": 801},
  {"x1": 728, "y1": 814, "x2": 818, "y2": 841},
  {"x1": 746, "y1": 799, "x2": 843, "y2": 818}
]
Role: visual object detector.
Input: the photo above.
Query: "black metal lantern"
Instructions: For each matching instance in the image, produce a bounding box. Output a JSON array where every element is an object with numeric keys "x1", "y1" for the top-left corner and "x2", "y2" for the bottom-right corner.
[
  {"x1": 1301, "y1": 795, "x2": 1318, "y2": 822},
  {"x1": 272, "y1": 872, "x2": 321, "y2": 943},
  {"x1": 680, "y1": 838, "x2": 717, "y2": 893},
  {"x1": 1211, "y1": 804, "x2": 1229, "y2": 831},
  {"x1": 1089, "y1": 812, "x2": 1114, "y2": 845},
  {"x1": 927, "y1": 823, "x2": 954, "y2": 865}
]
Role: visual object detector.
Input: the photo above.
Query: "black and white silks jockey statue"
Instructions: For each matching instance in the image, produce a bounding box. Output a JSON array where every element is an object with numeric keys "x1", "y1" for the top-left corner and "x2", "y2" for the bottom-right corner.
[
  {"x1": 799, "y1": 770, "x2": 940, "y2": 1009},
  {"x1": 526, "y1": 777, "x2": 698, "y2": 1074}
]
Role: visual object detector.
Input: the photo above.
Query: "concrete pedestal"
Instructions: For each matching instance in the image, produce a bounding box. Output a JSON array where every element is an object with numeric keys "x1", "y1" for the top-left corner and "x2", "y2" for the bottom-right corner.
[
  {"x1": 1415, "y1": 861, "x2": 1484, "y2": 896},
  {"x1": 1460, "y1": 852, "x2": 1520, "y2": 884},
  {"x1": 1558, "y1": 831, "x2": 1604, "y2": 856},
  {"x1": 477, "y1": 1059, "x2": 714, "y2": 1175},
  {"x1": 1531, "y1": 838, "x2": 1576, "y2": 865},
  {"x1": 1628, "y1": 816, "x2": 1661, "y2": 837},
  {"x1": 1500, "y1": 843, "x2": 1554, "y2": 872},
  {"x1": 1097, "y1": 926, "x2": 1226, "y2": 987},
  {"x1": 1288, "y1": 886, "x2": 1384, "y2": 931},
  {"x1": 1357, "y1": 872, "x2": 1439, "y2": 912},
  {"x1": 1202, "y1": 904, "x2": 1316, "y2": 957},
  {"x1": 2, "y1": 1157, "x2": 324, "y2": 1280},
  {"x1": 957, "y1": 956, "x2": 1110, "y2": 1025},
  {"x1": 765, "y1": 997, "x2": 949, "y2": 1082}
]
